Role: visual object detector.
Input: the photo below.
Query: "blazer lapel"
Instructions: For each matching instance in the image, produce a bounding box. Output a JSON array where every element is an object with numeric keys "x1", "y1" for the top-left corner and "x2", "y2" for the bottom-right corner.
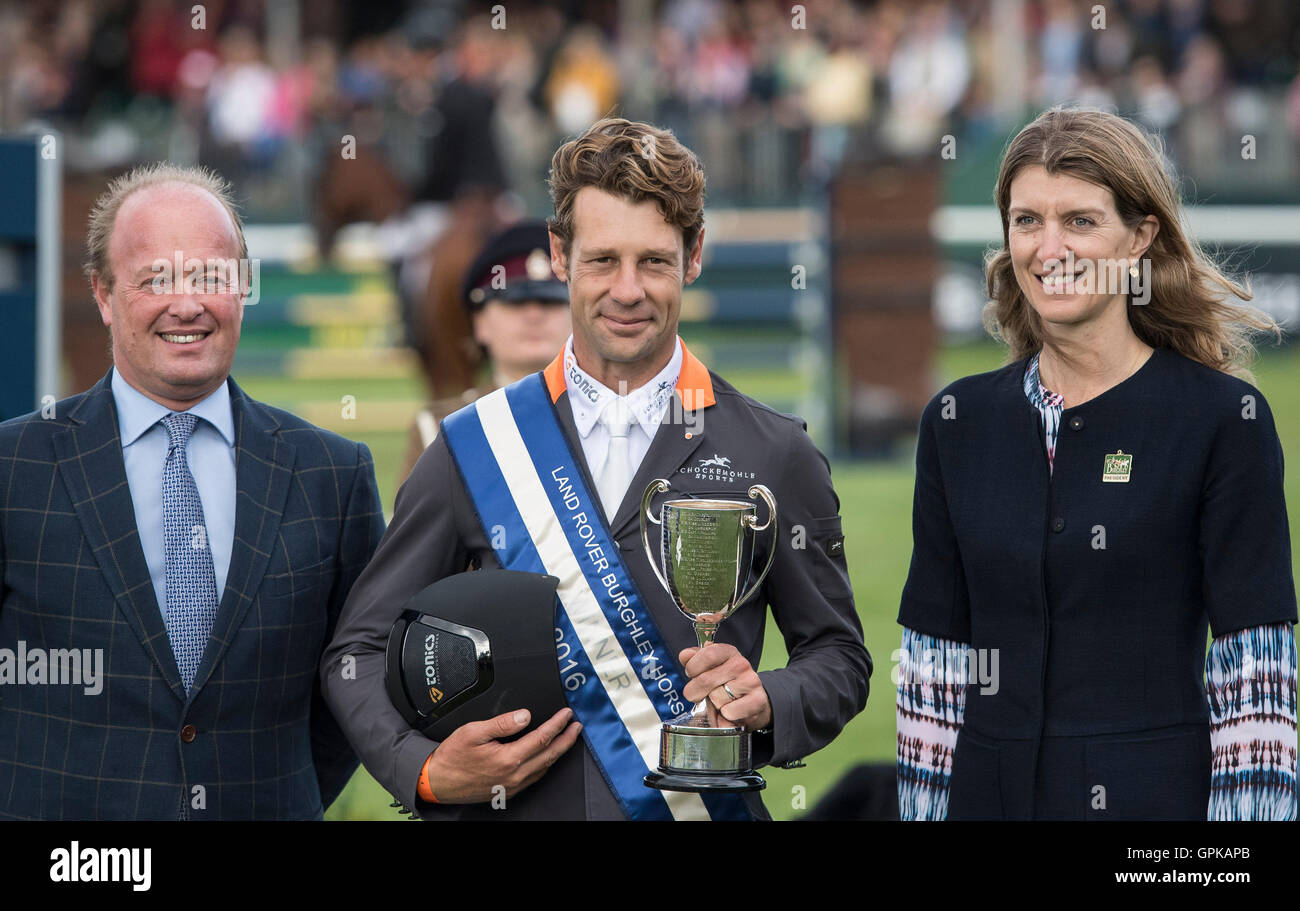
[
  {"x1": 52, "y1": 374, "x2": 185, "y2": 699},
  {"x1": 189, "y1": 378, "x2": 295, "y2": 695}
]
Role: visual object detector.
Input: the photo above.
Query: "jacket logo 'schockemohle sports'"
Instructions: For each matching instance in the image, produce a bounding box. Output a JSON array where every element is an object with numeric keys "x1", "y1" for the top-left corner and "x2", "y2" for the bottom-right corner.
[{"x1": 681, "y1": 453, "x2": 756, "y2": 482}]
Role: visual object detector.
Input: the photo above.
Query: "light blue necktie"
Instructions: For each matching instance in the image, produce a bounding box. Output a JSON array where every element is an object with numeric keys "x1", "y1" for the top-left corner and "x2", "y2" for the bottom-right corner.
[{"x1": 161, "y1": 412, "x2": 218, "y2": 693}]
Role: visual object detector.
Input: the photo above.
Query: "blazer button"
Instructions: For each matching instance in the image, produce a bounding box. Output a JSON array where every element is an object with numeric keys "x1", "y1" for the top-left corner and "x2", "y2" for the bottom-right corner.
[
  {"x1": 1068, "y1": 415, "x2": 1084, "y2": 431},
  {"x1": 180, "y1": 724, "x2": 197, "y2": 743},
  {"x1": 1051, "y1": 517, "x2": 1066, "y2": 533}
]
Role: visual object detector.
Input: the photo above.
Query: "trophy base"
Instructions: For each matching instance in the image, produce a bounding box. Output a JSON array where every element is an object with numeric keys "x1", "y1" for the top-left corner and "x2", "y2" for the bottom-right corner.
[
  {"x1": 643, "y1": 770, "x2": 766, "y2": 793},
  {"x1": 642, "y1": 721, "x2": 767, "y2": 793}
]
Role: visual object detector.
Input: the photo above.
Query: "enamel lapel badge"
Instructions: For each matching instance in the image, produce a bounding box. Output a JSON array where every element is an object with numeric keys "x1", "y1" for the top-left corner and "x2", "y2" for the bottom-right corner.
[{"x1": 1102, "y1": 450, "x2": 1133, "y2": 483}]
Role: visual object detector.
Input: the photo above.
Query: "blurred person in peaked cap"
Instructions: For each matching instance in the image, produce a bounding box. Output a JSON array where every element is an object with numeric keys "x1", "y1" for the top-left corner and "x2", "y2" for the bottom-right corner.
[{"x1": 398, "y1": 217, "x2": 572, "y2": 485}]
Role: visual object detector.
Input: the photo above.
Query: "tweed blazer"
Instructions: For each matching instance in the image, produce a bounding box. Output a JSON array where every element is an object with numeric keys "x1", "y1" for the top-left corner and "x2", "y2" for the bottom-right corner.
[{"x1": 0, "y1": 373, "x2": 384, "y2": 819}]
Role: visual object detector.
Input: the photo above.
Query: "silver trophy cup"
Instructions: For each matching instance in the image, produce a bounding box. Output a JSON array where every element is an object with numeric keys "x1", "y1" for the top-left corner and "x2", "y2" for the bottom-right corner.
[{"x1": 639, "y1": 478, "x2": 777, "y2": 793}]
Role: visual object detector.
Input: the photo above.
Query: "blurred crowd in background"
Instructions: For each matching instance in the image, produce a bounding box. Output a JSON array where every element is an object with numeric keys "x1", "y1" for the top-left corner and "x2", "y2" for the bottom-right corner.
[{"x1": 3, "y1": 0, "x2": 1299, "y2": 223}]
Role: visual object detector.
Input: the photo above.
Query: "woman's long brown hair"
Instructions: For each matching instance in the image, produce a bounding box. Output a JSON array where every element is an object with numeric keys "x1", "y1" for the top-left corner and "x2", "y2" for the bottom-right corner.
[{"x1": 983, "y1": 108, "x2": 1282, "y2": 381}]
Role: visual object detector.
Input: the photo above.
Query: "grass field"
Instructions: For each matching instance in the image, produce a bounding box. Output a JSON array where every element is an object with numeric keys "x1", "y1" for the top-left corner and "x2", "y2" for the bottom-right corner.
[{"x1": 240, "y1": 337, "x2": 1300, "y2": 821}]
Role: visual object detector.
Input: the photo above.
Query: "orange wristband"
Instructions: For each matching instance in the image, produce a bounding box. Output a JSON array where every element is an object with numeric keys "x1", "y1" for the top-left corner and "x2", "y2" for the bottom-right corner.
[{"x1": 417, "y1": 755, "x2": 439, "y2": 804}]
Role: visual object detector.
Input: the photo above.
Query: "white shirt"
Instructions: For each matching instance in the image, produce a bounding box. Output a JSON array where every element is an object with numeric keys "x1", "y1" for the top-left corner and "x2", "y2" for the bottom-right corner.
[{"x1": 563, "y1": 335, "x2": 683, "y2": 507}]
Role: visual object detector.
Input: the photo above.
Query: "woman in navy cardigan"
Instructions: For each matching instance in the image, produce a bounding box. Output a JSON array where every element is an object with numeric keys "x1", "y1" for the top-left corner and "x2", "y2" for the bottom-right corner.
[{"x1": 896, "y1": 108, "x2": 1298, "y2": 820}]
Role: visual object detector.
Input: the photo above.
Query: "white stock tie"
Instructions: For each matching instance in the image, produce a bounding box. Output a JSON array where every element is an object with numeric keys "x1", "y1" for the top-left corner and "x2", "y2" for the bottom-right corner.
[{"x1": 596, "y1": 397, "x2": 633, "y2": 521}]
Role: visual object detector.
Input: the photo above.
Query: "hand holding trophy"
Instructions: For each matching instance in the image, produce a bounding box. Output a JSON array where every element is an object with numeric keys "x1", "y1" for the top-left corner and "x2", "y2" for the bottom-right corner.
[{"x1": 639, "y1": 478, "x2": 778, "y2": 793}]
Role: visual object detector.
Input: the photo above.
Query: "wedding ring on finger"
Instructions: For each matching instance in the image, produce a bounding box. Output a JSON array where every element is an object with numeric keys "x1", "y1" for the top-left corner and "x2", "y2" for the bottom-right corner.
[{"x1": 723, "y1": 683, "x2": 738, "y2": 701}]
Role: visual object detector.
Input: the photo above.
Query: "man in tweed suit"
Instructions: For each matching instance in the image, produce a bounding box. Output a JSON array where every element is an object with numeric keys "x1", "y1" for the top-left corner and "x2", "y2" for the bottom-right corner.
[{"x1": 0, "y1": 164, "x2": 384, "y2": 819}]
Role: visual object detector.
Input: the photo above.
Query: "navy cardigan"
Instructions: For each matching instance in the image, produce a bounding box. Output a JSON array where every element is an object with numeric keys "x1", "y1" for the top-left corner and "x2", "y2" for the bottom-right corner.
[{"x1": 898, "y1": 346, "x2": 1298, "y2": 819}]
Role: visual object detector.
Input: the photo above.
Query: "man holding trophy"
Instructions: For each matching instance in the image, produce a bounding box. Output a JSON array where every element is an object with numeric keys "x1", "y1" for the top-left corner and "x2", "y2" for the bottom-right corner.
[{"x1": 322, "y1": 117, "x2": 870, "y2": 820}]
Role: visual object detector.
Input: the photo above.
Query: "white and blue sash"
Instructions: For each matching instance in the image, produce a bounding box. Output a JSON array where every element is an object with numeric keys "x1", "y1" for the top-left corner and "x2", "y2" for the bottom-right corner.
[{"x1": 441, "y1": 374, "x2": 752, "y2": 821}]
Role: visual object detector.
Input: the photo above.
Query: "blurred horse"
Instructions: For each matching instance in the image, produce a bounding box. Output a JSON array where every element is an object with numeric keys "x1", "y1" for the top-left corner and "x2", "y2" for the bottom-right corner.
[{"x1": 314, "y1": 147, "x2": 501, "y2": 399}]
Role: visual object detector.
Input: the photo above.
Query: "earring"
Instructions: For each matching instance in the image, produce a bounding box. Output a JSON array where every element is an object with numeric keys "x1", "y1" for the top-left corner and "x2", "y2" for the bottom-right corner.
[{"x1": 1129, "y1": 263, "x2": 1140, "y2": 279}]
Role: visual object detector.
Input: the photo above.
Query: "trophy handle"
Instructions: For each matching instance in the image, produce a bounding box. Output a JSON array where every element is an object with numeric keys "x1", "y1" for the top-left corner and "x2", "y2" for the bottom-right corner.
[
  {"x1": 639, "y1": 478, "x2": 672, "y2": 595},
  {"x1": 734, "y1": 484, "x2": 777, "y2": 609}
]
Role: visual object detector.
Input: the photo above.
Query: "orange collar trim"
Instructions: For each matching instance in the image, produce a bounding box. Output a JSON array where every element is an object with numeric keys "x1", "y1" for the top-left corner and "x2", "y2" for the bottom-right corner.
[{"x1": 542, "y1": 338, "x2": 716, "y2": 409}]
